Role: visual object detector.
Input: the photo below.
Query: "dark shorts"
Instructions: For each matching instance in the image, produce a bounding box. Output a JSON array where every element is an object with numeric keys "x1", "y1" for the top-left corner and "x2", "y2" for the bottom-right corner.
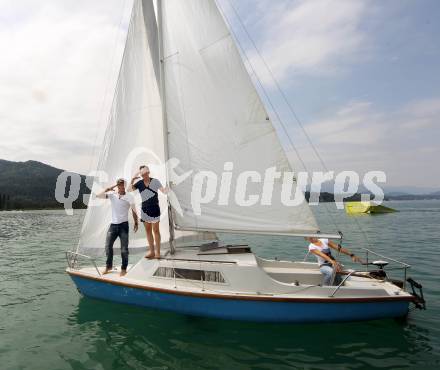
[{"x1": 141, "y1": 203, "x2": 161, "y2": 223}]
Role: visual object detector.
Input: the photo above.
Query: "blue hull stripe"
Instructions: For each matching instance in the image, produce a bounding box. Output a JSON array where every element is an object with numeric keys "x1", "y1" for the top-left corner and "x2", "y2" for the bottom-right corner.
[{"x1": 70, "y1": 275, "x2": 410, "y2": 323}]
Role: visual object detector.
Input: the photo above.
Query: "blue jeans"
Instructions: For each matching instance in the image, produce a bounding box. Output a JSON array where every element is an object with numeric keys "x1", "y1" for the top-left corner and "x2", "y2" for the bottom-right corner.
[
  {"x1": 105, "y1": 222, "x2": 129, "y2": 270},
  {"x1": 320, "y1": 264, "x2": 341, "y2": 286}
]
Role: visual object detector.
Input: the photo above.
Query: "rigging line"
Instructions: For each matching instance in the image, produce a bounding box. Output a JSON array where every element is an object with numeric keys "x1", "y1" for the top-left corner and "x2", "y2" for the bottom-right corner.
[
  {"x1": 174, "y1": 51, "x2": 198, "y2": 230},
  {"x1": 97, "y1": 3, "x2": 134, "y2": 174},
  {"x1": 226, "y1": 1, "x2": 388, "y2": 250},
  {"x1": 217, "y1": 0, "x2": 340, "y2": 233},
  {"x1": 87, "y1": 0, "x2": 130, "y2": 176},
  {"x1": 351, "y1": 215, "x2": 377, "y2": 252},
  {"x1": 198, "y1": 251, "x2": 205, "y2": 291},
  {"x1": 225, "y1": 0, "x2": 329, "y2": 174},
  {"x1": 199, "y1": 33, "x2": 230, "y2": 53},
  {"x1": 76, "y1": 1, "x2": 132, "y2": 253},
  {"x1": 223, "y1": 0, "x2": 345, "y2": 234},
  {"x1": 216, "y1": 3, "x2": 307, "y2": 172}
]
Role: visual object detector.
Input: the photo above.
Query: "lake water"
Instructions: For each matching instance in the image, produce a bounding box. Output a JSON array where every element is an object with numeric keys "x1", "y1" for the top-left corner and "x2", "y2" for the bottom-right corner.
[{"x1": 1, "y1": 201, "x2": 439, "y2": 369}]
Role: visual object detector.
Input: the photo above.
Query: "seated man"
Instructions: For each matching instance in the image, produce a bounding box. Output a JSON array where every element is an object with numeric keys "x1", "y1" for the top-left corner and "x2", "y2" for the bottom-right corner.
[
  {"x1": 96, "y1": 178, "x2": 138, "y2": 276},
  {"x1": 305, "y1": 237, "x2": 361, "y2": 286}
]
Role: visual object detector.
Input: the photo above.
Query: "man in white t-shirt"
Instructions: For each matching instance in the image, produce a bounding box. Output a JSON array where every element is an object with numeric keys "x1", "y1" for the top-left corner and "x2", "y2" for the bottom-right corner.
[{"x1": 96, "y1": 178, "x2": 139, "y2": 276}]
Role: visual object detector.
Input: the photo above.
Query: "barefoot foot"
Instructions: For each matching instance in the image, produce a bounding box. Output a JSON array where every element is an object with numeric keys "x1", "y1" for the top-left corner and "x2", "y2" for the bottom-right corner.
[
  {"x1": 120, "y1": 269, "x2": 127, "y2": 277},
  {"x1": 103, "y1": 267, "x2": 112, "y2": 275}
]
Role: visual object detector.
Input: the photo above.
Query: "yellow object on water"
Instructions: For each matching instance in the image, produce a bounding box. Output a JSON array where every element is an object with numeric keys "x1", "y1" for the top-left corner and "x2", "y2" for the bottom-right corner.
[{"x1": 345, "y1": 201, "x2": 397, "y2": 215}]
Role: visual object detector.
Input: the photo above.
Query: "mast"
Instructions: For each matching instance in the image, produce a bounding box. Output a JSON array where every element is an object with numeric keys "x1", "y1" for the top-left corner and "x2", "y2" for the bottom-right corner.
[{"x1": 157, "y1": 0, "x2": 176, "y2": 254}]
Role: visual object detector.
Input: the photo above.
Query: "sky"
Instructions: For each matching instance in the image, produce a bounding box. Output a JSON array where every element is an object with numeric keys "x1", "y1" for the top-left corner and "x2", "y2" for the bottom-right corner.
[{"x1": 0, "y1": 0, "x2": 439, "y2": 188}]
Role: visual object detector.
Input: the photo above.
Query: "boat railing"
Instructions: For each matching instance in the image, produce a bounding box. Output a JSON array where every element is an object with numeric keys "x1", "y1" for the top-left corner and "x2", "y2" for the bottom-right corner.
[
  {"x1": 65, "y1": 250, "x2": 102, "y2": 277},
  {"x1": 362, "y1": 247, "x2": 411, "y2": 269},
  {"x1": 304, "y1": 246, "x2": 411, "y2": 290},
  {"x1": 361, "y1": 247, "x2": 410, "y2": 289},
  {"x1": 330, "y1": 270, "x2": 356, "y2": 297}
]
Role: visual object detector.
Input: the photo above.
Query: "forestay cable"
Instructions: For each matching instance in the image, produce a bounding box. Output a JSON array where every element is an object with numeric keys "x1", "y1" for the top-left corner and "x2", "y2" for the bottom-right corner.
[{"x1": 217, "y1": 0, "x2": 341, "y2": 234}]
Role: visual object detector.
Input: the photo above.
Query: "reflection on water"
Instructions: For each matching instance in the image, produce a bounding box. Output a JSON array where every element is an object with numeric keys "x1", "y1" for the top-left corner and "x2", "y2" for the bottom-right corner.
[
  {"x1": 1, "y1": 203, "x2": 439, "y2": 369},
  {"x1": 69, "y1": 296, "x2": 435, "y2": 370}
]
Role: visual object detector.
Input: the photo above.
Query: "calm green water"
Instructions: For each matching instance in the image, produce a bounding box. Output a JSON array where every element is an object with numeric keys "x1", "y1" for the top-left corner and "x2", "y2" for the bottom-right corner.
[{"x1": 1, "y1": 201, "x2": 439, "y2": 369}]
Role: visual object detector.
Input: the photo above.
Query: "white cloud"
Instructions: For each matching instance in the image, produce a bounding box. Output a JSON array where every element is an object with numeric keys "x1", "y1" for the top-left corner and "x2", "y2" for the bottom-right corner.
[
  {"x1": 402, "y1": 97, "x2": 440, "y2": 121},
  {"x1": 233, "y1": 0, "x2": 369, "y2": 83},
  {"x1": 306, "y1": 101, "x2": 384, "y2": 145},
  {"x1": 298, "y1": 97, "x2": 440, "y2": 186},
  {"x1": 0, "y1": 0, "x2": 438, "y2": 189},
  {"x1": 0, "y1": 0, "x2": 132, "y2": 173}
]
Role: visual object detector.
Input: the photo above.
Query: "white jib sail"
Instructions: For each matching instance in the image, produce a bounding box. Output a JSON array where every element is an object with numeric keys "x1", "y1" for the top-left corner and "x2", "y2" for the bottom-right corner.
[
  {"x1": 160, "y1": 0, "x2": 319, "y2": 234},
  {"x1": 79, "y1": 0, "x2": 215, "y2": 255}
]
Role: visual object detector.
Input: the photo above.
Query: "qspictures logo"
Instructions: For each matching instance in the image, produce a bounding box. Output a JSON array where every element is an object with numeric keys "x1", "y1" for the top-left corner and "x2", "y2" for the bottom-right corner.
[{"x1": 54, "y1": 150, "x2": 386, "y2": 217}]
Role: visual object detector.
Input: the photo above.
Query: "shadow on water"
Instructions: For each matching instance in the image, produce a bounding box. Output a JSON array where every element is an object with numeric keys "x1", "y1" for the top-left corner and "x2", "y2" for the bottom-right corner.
[{"x1": 68, "y1": 296, "x2": 436, "y2": 370}]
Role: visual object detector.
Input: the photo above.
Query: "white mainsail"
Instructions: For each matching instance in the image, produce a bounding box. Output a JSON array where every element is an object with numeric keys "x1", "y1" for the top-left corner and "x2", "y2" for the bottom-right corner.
[
  {"x1": 160, "y1": 0, "x2": 319, "y2": 234},
  {"x1": 79, "y1": 0, "x2": 215, "y2": 254},
  {"x1": 79, "y1": 0, "x2": 327, "y2": 255}
]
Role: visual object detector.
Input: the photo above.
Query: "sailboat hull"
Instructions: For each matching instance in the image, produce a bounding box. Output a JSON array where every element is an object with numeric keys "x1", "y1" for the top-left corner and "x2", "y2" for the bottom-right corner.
[{"x1": 70, "y1": 274, "x2": 410, "y2": 323}]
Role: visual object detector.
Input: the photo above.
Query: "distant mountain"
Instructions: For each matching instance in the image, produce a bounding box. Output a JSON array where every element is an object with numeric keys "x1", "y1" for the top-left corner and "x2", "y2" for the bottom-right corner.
[
  {"x1": 385, "y1": 191, "x2": 409, "y2": 197},
  {"x1": 304, "y1": 192, "x2": 371, "y2": 203},
  {"x1": 0, "y1": 159, "x2": 90, "y2": 210},
  {"x1": 386, "y1": 193, "x2": 440, "y2": 201},
  {"x1": 383, "y1": 185, "x2": 440, "y2": 195},
  {"x1": 306, "y1": 180, "x2": 440, "y2": 200},
  {"x1": 305, "y1": 182, "x2": 371, "y2": 195},
  {"x1": 1, "y1": 159, "x2": 438, "y2": 210}
]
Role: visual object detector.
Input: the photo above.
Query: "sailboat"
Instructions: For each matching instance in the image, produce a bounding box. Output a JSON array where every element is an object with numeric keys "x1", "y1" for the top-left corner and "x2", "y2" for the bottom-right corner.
[
  {"x1": 66, "y1": 0, "x2": 425, "y2": 322},
  {"x1": 345, "y1": 201, "x2": 397, "y2": 215}
]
